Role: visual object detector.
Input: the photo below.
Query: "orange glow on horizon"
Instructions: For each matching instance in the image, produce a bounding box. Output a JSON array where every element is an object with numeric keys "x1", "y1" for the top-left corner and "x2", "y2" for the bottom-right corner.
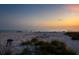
[
  {"x1": 35, "y1": 18, "x2": 79, "y2": 27},
  {"x1": 32, "y1": 16, "x2": 79, "y2": 31}
]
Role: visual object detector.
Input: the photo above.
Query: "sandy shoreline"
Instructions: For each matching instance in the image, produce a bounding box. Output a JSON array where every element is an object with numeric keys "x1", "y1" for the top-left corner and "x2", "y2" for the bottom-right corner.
[{"x1": 0, "y1": 32, "x2": 79, "y2": 54}]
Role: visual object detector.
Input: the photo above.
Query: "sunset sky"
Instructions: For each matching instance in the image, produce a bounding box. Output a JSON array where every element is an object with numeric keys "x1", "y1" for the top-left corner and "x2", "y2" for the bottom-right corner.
[{"x1": 0, "y1": 4, "x2": 79, "y2": 31}]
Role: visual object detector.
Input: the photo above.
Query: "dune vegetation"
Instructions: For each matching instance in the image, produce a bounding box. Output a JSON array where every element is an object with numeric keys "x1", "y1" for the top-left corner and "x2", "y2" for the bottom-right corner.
[
  {"x1": 20, "y1": 38, "x2": 76, "y2": 55},
  {"x1": 65, "y1": 32, "x2": 79, "y2": 40},
  {"x1": 0, "y1": 37, "x2": 76, "y2": 55}
]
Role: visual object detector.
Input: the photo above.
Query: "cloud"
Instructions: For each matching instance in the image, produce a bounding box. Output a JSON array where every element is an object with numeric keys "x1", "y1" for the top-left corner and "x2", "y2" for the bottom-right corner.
[{"x1": 65, "y1": 4, "x2": 79, "y2": 12}]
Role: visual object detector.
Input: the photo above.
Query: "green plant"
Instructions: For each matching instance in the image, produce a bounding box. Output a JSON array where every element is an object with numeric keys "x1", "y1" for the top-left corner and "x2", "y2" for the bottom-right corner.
[{"x1": 20, "y1": 38, "x2": 76, "y2": 55}]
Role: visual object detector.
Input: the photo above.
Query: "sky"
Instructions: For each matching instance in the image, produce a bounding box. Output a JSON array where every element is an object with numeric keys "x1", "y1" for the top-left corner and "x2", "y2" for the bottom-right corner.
[{"x1": 0, "y1": 4, "x2": 79, "y2": 31}]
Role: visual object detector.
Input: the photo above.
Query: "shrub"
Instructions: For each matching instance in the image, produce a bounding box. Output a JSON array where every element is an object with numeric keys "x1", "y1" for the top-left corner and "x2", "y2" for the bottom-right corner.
[{"x1": 20, "y1": 38, "x2": 76, "y2": 55}]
